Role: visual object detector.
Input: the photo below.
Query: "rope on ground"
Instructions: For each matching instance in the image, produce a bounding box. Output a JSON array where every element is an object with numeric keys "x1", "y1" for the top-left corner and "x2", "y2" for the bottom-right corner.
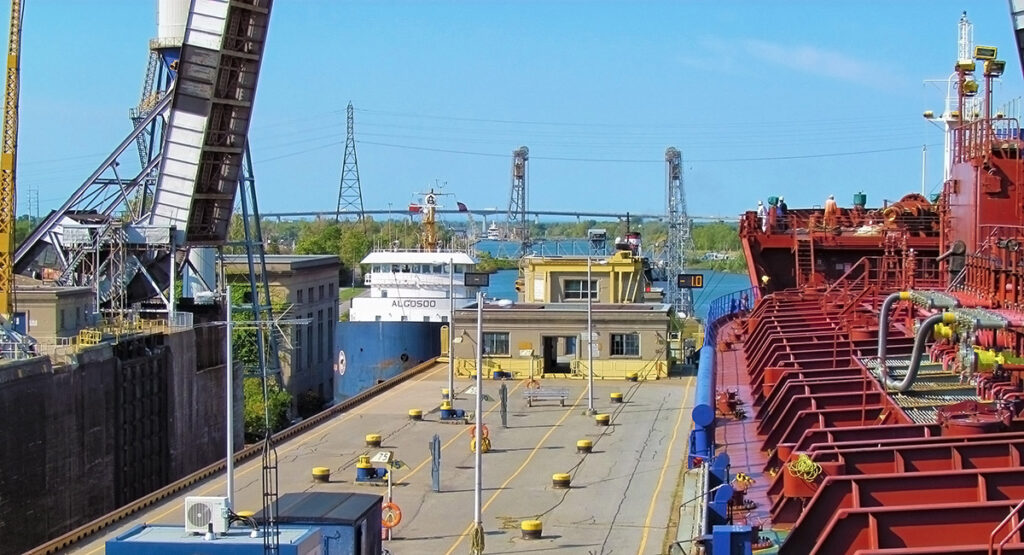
[{"x1": 470, "y1": 522, "x2": 485, "y2": 555}]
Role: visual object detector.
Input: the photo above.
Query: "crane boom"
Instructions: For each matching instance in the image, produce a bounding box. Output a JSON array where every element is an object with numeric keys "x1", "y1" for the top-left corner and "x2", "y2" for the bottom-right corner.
[{"x1": 0, "y1": 0, "x2": 22, "y2": 318}]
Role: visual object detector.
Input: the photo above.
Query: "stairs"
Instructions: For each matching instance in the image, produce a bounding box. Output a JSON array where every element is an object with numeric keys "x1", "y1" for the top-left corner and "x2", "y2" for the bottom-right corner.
[{"x1": 795, "y1": 236, "x2": 815, "y2": 287}]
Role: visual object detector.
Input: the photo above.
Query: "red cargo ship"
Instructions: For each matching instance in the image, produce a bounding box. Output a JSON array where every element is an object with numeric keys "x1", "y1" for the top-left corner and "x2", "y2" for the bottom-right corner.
[{"x1": 688, "y1": 11, "x2": 1024, "y2": 555}]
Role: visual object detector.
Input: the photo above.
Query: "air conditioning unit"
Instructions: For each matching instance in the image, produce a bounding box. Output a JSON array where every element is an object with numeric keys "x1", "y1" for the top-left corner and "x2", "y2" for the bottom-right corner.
[{"x1": 184, "y1": 496, "x2": 230, "y2": 534}]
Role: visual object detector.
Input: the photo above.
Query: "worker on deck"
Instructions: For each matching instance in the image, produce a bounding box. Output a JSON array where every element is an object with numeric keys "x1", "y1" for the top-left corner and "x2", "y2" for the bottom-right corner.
[
  {"x1": 756, "y1": 201, "x2": 768, "y2": 232},
  {"x1": 776, "y1": 197, "x2": 787, "y2": 231},
  {"x1": 824, "y1": 194, "x2": 838, "y2": 229}
]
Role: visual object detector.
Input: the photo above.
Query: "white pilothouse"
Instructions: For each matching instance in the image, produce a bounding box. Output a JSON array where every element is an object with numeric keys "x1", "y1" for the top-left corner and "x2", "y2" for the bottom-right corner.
[{"x1": 349, "y1": 190, "x2": 481, "y2": 322}]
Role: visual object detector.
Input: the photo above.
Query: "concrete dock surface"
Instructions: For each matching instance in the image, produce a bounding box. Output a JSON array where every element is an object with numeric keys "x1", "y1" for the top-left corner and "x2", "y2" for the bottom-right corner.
[{"x1": 69, "y1": 363, "x2": 697, "y2": 554}]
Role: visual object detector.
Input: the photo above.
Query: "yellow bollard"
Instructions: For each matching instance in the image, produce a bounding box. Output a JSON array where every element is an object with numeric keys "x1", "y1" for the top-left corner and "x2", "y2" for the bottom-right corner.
[
  {"x1": 521, "y1": 520, "x2": 543, "y2": 539},
  {"x1": 576, "y1": 439, "x2": 593, "y2": 454},
  {"x1": 312, "y1": 467, "x2": 331, "y2": 483},
  {"x1": 408, "y1": 409, "x2": 423, "y2": 421},
  {"x1": 595, "y1": 414, "x2": 611, "y2": 426},
  {"x1": 551, "y1": 473, "x2": 571, "y2": 489},
  {"x1": 610, "y1": 392, "x2": 623, "y2": 403},
  {"x1": 365, "y1": 433, "x2": 382, "y2": 447}
]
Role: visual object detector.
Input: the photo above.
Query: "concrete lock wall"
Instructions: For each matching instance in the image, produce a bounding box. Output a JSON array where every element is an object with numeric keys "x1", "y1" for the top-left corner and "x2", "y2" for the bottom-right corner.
[{"x1": 0, "y1": 324, "x2": 239, "y2": 553}]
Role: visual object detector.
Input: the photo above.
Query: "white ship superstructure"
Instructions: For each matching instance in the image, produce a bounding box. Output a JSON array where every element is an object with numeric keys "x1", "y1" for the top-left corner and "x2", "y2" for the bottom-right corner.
[
  {"x1": 350, "y1": 189, "x2": 481, "y2": 322},
  {"x1": 350, "y1": 251, "x2": 479, "y2": 322}
]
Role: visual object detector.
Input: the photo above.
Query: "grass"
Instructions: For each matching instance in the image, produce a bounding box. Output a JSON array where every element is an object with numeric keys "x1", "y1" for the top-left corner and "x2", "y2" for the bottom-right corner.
[{"x1": 339, "y1": 287, "x2": 366, "y2": 303}]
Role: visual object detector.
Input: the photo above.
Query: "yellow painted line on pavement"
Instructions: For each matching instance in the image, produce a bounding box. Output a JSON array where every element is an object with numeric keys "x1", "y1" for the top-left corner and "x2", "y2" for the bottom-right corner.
[
  {"x1": 443, "y1": 387, "x2": 588, "y2": 555},
  {"x1": 636, "y1": 375, "x2": 695, "y2": 555},
  {"x1": 401, "y1": 379, "x2": 525, "y2": 483}
]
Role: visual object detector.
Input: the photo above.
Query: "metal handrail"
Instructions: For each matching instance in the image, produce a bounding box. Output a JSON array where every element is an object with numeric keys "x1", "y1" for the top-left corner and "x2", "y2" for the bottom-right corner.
[{"x1": 989, "y1": 498, "x2": 1024, "y2": 555}]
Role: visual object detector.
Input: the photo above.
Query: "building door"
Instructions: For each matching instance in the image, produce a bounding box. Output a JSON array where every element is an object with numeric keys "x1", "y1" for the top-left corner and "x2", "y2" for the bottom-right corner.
[{"x1": 542, "y1": 336, "x2": 560, "y2": 373}]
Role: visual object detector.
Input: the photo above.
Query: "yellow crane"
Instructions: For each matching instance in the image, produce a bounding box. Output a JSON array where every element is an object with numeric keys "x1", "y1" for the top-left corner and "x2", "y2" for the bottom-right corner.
[{"x1": 0, "y1": 0, "x2": 22, "y2": 320}]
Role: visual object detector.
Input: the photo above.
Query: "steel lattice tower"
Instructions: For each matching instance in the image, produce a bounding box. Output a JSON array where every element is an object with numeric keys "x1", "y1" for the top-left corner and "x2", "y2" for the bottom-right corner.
[
  {"x1": 335, "y1": 102, "x2": 365, "y2": 225},
  {"x1": 666, "y1": 147, "x2": 694, "y2": 317},
  {"x1": 507, "y1": 146, "x2": 529, "y2": 252}
]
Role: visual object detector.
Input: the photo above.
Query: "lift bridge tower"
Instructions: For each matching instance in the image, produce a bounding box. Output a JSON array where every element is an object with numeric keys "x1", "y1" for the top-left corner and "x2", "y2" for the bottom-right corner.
[
  {"x1": 666, "y1": 147, "x2": 694, "y2": 317},
  {"x1": 506, "y1": 146, "x2": 529, "y2": 255}
]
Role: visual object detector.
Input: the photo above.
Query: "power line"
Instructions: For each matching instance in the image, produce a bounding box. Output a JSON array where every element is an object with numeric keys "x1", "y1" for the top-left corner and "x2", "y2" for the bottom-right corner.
[
  {"x1": 354, "y1": 140, "x2": 941, "y2": 164},
  {"x1": 354, "y1": 106, "x2": 915, "y2": 130}
]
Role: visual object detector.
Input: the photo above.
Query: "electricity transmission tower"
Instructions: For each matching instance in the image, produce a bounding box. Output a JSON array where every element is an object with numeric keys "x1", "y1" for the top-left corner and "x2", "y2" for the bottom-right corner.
[{"x1": 335, "y1": 101, "x2": 365, "y2": 226}]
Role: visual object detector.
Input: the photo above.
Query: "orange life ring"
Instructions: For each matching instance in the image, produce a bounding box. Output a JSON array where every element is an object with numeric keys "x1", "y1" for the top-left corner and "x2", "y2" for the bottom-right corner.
[
  {"x1": 466, "y1": 424, "x2": 490, "y2": 440},
  {"x1": 525, "y1": 379, "x2": 541, "y2": 389},
  {"x1": 381, "y1": 502, "x2": 402, "y2": 528}
]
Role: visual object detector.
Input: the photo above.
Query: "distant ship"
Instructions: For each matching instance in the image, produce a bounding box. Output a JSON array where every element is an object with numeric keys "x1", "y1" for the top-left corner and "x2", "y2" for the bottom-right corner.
[
  {"x1": 335, "y1": 190, "x2": 480, "y2": 402},
  {"x1": 486, "y1": 222, "x2": 501, "y2": 240}
]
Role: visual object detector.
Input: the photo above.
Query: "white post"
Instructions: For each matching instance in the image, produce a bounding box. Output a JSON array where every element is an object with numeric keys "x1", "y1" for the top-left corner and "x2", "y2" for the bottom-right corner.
[
  {"x1": 387, "y1": 464, "x2": 393, "y2": 540},
  {"x1": 449, "y1": 258, "x2": 455, "y2": 401},
  {"x1": 587, "y1": 257, "x2": 595, "y2": 414},
  {"x1": 168, "y1": 245, "x2": 176, "y2": 323},
  {"x1": 474, "y1": 290, "x2": 483, "y2": 532},
  {"x1": 921, "y1": 144, "x2": 927, "y2": 196},
  {"x1": 225, "y1": 285, "x2": 234, "y2": 507}
]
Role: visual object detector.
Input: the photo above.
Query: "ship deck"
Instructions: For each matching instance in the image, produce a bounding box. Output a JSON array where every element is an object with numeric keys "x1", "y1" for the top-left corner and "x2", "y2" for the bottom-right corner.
[{"x1": 68, "y1": 363, "x2": 699, "y2": 554}]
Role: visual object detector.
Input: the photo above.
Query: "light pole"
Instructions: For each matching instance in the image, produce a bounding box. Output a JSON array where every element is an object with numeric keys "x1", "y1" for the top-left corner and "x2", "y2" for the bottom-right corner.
[
  {"x1": 225, "y1": 285, "x2": 235, "y2": 507},
  {"x1": 587, "y1": 257, "x2": 595, "y2": 414},
  {"x1": 473, "y1": 289, "x2": 484, "y2": 544},
  {"x1": 448, "y1": 257, "x2": 455, "y2": 401}
]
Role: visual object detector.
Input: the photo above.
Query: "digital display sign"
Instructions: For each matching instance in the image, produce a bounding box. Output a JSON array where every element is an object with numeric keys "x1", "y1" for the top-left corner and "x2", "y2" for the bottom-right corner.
[{"x1": 676, "y1": 273, "x2": 704, "y2": 289}]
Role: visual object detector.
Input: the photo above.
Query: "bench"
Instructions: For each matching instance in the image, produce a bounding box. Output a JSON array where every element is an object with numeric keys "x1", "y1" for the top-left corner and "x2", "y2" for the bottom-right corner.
[{"x1": 523, "y1": 387, "x2": 570, "y2": 407}]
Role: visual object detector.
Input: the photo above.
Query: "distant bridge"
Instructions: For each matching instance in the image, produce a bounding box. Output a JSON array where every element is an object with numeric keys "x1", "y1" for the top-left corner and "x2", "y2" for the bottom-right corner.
[{"x1": 260, "y1": 208, "x2": 733, "y2": 222}]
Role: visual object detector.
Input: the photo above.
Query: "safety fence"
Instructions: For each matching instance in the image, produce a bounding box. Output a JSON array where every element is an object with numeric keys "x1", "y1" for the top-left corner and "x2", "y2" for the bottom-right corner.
[
  {"x1": 671, "y1": 285, "x2": 759, "y2": 555},
  {"x1": 454, "y1": 357, "x2": 669, "y2": 380}
]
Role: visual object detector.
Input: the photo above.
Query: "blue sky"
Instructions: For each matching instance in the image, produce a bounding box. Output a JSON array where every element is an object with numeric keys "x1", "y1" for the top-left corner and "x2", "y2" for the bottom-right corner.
[{"x1": 9, "y1": 1, "x2": 1024, "y2": 221}]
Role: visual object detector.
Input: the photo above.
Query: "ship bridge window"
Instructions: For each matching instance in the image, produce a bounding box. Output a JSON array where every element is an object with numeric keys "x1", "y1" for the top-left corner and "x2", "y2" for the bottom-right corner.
[
  {"x1": 412, "y1": 264, "x2": 422, "y2": 273},
  {"x1": 433, "y1": 265, "x2": 443, "y2": 273},
  {"x1": 402, "y1": 265, "x2": 410, "y2": 272},
  {"x1": 483, "y1": 332, "x2": 510, "y2": 356},
  {"x1": 391, "y1": 265, "x2": 399, "y2": 272},
  {"x1": 611, "y1": 333, "x2": 640, "y2": 357}
]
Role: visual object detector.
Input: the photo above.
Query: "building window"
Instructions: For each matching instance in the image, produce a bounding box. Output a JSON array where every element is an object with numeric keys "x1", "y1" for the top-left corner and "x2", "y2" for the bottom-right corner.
[
  {"x1": 306, "y1": 312, "x2": 314, "y2": 368},
  {"x1": 294, "y1": 329, "x2": 302, "y2": 372},
  {"x1": 297, "y1": 289, "x2": 303, "y2": 304},
  {"x1": 611, "y1": 333, "x2": 640, "y2": 357},
  {"x1": 308, "y1": 287, "x2": 314, "y2": 304},
  {"x1": 319, "y1": 285, "x2": 325, "y2": 301},
  {"x1": 317, "y1": 310, "x2": 324, "y2": 362},
  {"x1": 564, "y1": 279, "x2": 597, "y2": 301},
  {"x1": 59, "y1": 309, "x2": 66, "y2": 330},
  {"x1": 564, "y1": 336, "x2": 577, "y2": 355},
  {"x1": 483, "y1": 332, "x2": 510, "y2": 356}
]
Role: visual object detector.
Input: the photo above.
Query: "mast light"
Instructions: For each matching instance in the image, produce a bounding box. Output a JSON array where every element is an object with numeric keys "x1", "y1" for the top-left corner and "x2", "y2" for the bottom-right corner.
[
  {"x1": 974, "y1": 45, "x2": 998, "y2": 60},
  {"x1": 984, "y1": 60, "x2": 1006, "y2": 77}
]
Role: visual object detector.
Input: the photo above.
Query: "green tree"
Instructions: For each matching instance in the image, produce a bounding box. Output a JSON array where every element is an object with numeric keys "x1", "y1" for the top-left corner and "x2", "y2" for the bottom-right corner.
[
  {"x1": 243, "y1": 376, "x2": 292, "y2": 441},
  {"x1": 338, "y1": 227, "x2": 372, "y2": 268},
  {"x1": 294, "y1": 220, "x2": 343, "y2": 254}
]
